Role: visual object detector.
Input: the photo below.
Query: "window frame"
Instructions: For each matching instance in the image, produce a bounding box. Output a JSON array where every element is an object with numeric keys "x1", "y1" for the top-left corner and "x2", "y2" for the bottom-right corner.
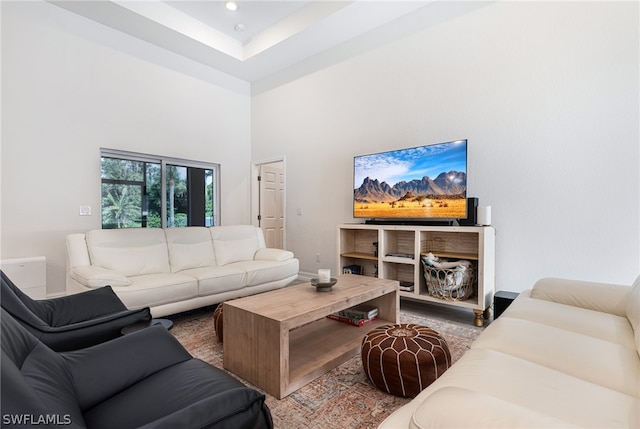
[{"x1": 100, "y1": 148, "x2": 221, "y2": 228}]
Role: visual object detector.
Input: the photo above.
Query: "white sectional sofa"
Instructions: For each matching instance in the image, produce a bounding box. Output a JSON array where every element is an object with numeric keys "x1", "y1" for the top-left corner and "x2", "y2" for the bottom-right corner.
[
  {"x1": 379, "y1": 275, "x2": 640, "y2": 428},
  {"x1": 66, "y1": 225, "x2": 299, "y2": 317}
]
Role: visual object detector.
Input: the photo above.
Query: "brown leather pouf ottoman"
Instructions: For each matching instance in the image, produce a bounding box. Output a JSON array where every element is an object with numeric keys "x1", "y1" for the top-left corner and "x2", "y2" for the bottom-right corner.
[
  {"x1": 361, "y1": 323, "x2": 451, "y2": 397},
  {"x1": 213, "y1": 303, "x2": 224, "y2": 343}
]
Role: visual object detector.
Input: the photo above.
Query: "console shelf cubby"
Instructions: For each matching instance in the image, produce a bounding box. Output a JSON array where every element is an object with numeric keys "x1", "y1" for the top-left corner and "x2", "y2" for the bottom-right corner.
[{"x1": 337, "y1": 223, "x2": 496, "y2": 326}]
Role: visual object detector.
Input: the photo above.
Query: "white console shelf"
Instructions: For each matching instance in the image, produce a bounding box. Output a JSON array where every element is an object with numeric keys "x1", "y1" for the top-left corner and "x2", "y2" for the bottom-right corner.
[{"x1": 337, "y1": 224, "x2": 495, "y2": 326}]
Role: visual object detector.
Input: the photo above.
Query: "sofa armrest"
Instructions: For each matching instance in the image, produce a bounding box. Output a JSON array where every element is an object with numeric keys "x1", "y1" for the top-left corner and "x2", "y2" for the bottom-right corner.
[
  {"x1": 63, "y1": 326, "x2": 192, "y2": 411},
  {"x1": 36, "y1": 307, "x2": 152, "y2": 352},
  {"x1": 68, "y1": 265, "x2": 132, "y2": 288},
  {"x1": 530, "y1": 277, "x2": 630, "y2": 317},
  {"x1": 41, "y1": 286, "x2": 132, "y2": 326},
  {"x1": 38, "y1": 308, "x2": 151, "y2": 333},
  {"x1": 66, "y1": 233, "x2": 90, "y2": 267},
  {"x1": 254, "y1": 248, "x2": 294, "y2": 262}
]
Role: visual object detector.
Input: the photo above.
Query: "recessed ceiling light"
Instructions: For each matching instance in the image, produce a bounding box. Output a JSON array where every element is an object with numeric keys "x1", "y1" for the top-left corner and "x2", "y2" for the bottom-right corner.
[{"x1": 225, "y1": 1, "x2": 237, "y2": 11}]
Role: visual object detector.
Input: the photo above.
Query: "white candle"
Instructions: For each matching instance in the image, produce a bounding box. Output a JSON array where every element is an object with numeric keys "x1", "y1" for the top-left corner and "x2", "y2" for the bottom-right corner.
[{"x1": 318, "y1": 269, "x2": 331, "y2": 283}]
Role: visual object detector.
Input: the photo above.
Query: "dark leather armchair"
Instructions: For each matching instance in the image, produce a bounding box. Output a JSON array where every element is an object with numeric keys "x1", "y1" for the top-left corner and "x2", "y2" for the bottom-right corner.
[
  {"x1": 1, "y1": 270, "x2": 151, "y2": 351},
  {"x1": 1, "y1": 308, "x2": 273, "y2": 429}
]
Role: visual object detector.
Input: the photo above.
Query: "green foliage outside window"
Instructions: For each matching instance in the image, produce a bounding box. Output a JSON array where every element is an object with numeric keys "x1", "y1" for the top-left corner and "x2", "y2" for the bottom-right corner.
[{"x1": 100, "y1": 154, "x2": 217, "y2": 229}]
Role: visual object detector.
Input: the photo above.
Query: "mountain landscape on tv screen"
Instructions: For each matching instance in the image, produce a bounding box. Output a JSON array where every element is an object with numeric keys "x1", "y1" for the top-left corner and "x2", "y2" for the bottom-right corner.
[{"x1": 354, "y1": 171, "x2": 466, "y2": 203}]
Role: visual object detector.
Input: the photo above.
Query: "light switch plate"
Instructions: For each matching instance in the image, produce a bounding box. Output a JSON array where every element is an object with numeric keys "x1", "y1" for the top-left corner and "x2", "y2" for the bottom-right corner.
[{"x1": 79, "y1": 205, "x2": 92, "y2": 216}]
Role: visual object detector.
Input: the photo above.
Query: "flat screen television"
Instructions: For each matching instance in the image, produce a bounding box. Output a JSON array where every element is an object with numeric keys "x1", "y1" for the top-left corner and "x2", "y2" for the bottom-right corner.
[{"x1": 353, "y1": 139, "x2": 467, "y2": 222}]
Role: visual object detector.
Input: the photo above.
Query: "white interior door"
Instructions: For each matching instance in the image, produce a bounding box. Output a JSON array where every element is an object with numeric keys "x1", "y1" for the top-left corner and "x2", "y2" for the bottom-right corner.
[{"x1": 259, "y1": 162, "x2": 285, "y2": 249}]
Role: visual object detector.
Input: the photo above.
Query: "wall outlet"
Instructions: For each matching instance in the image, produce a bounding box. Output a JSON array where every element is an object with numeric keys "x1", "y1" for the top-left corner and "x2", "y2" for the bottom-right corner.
[{"x1": 316, "y1": 253, "x2": 321, "y2": 263}]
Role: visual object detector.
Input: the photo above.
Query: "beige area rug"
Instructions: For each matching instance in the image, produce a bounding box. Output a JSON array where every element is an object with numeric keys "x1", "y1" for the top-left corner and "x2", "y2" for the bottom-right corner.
[{"x1": 170, "y1": 304, "x2": 484, "y2": 429}]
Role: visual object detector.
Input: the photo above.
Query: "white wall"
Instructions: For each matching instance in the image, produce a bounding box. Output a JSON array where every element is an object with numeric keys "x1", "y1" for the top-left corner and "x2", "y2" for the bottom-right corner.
[
  {"x1": 252, "y1": 1, "x2": 640, "y2": 291},
  {"x1": 2, "y1": 1, "x2": 638, "y2": 299},
  {"x1": 1, "y1": 2, "x2": 252, "y2": 295}
]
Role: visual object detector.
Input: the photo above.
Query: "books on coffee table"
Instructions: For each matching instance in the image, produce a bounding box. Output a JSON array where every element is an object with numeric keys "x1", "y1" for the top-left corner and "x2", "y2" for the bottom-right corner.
[
  {"x1": 327, "y1": 304, "x2": 378, "y2": 327},
  {"x1": 327, "y1": 313, "x2": 377, "y2": 327},
  {"x1": 344, "y1": 304, "x2": 378, "y2": 320}
]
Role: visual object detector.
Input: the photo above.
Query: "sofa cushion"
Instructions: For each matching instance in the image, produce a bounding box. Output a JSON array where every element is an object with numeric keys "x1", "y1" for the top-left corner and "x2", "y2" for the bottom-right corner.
[
  {"x1": 165, "y1": 227, "x2": 217, "y2": 273},
  {"x1": 411, "y1": 387, "x2": 579, "y2": 428},
  {"x1": 180, "y1": 266, "x2": 247, "y2": 296},
  {"x1": 626, "y1": 275, "x2": 640, "y2": 355},
  {"x1": 229, "y1": 259, "x2": 299, "y2": 287},
  {"x1": 83, "y1": 359, "x2": 270, "y2": 429},
  {"x1": 471, "y1": 317, "x2": 640, "y2": 396},
  {"x1": 111, "y1": 273, "x2": 198, "y2": 310},
  {"x1": 502, "y1": 291, "x2": 636, "y2": 349},
  {"x1": 86, "y1": 229, "x2": 170, "y2": 277},
  {"x1": 210, "y1": 225, "x2": 262, "y2": 266},
  {"x1": 405, "y1": 348, "x2": 638, "y2": 429}
]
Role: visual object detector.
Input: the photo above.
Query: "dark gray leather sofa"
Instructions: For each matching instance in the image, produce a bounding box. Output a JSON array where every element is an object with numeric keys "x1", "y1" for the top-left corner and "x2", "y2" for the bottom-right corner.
[{"x1": 1, "y1": 308, "x2": 273, "y2": 429}]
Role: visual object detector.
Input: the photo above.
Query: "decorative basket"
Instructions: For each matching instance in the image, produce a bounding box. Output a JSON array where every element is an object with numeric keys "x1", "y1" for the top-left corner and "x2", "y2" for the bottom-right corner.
[
  {"x1": 421, "y1": 260, "x2": 475, "y2": 301},
  {"x1": 421, "y1": 237, "x2": 444, "y2": 254}
]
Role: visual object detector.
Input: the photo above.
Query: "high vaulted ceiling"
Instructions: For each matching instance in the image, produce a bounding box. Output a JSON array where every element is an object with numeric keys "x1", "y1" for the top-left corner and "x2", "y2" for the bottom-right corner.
[{"x1": 49, "y1": 1, "x2": 435, "y2": 83}]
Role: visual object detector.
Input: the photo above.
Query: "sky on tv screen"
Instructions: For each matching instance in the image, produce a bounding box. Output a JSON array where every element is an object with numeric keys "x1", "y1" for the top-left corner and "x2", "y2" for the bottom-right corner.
[{"x1": 354, "y1": 140, "x2": 467, "y2": 187}]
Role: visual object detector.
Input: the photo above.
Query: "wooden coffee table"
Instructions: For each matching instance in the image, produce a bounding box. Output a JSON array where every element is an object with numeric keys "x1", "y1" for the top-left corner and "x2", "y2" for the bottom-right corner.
[{"x1": 223, "y1": 274, "x2": 399, "y2": 399}]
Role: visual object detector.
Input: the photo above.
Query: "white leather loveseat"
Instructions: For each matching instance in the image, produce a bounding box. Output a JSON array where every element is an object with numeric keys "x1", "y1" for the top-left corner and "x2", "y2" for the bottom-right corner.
[
  {"x1": 379, "y1": 275, "x2": 640, "y2": 428},
  {"x1": 66, "y1": 225, "x2": 299, "y2": 317}
]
